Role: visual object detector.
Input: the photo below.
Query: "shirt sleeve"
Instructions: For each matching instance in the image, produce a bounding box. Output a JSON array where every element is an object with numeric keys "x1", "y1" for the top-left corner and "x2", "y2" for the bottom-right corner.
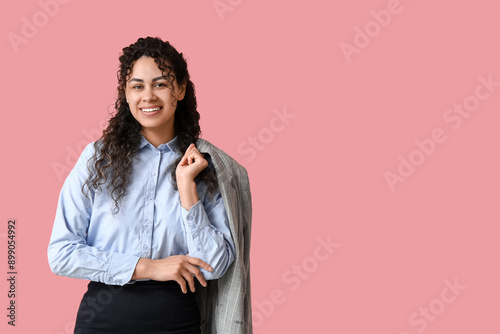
[
  {"x1": 181, "y1": 188, "x2": 235, "y2": 280},
  {"x1": 47, "y1": 142, "x2": 140, "y2": 286}
]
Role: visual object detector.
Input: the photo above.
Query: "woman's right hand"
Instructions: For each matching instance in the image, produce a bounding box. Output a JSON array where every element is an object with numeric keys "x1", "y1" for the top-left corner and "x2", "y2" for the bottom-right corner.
[{"x1": 132, "y1": 255, "x2": 213, "y2": 293}]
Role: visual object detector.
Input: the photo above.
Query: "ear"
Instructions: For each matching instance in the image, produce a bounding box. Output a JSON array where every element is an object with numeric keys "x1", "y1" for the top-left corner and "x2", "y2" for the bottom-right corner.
[{"x1": 177, "y1": 80, "x2": 187, "y2": 101}]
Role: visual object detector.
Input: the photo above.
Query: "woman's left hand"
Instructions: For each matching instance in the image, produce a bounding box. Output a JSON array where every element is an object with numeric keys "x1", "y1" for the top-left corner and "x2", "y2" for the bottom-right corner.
[{"x1": 176, "y1": 143, "x2": 208, "y2": 184}]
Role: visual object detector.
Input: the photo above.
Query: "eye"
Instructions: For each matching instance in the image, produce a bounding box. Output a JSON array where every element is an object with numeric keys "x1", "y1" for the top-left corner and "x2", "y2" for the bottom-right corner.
[
  {"x1": 155, "y1": 83, "x2": 167, "y2": 88},
  {"x1": 132, "y1": 85, "x2": 142, "y2": 89}
]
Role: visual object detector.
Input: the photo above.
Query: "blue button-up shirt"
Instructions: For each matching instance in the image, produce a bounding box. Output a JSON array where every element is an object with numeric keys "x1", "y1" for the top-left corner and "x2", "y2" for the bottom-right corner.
[{"x1": 48, "y1": 135, "x2": 235, "y2": 285}]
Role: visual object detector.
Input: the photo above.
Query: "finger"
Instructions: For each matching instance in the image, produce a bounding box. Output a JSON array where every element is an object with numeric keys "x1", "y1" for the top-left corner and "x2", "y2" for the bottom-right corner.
[
  {"x1": 187, "y1": 256, "x2": 213, "y2": 272},
  {"x1": 193, "y1": 151, "x2": 207, "y2": 166},
  {"x1": 190, "y1": 152, "x2": 202, "y2": 163},
  {"x1": 184, "y1": 143, "x2": 196, "y2": 156},
  {"x1": 188, "y1": 152, "x2": 206, "y2": 168},
  {"x1": 179, "y1": 154, "x2": 188, "y2": 166},
  {"x1": 180, "y1": 144, "x2": 195, "y2": 162},
  {"x1": 189, "y1": 146, "x2": 202, "y2": 156},
  {"x1": 191, "y1": 154, "x2": 202, "y2": 165},
  {"x1": 195, "y1": 270, "x2": 207, "y2": 288},
  {"x1": 176, "y1": 276, "x2": 187, "y2": 294},
  {"x1": 186, "y1": 264, "x2": 207, "y2": 287},
  {"x1": 181, "y1": 270, "x2": 196, "y2": 293}
]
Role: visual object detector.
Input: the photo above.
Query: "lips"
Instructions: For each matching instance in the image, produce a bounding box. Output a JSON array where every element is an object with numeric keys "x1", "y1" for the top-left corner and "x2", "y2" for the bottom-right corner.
[
  {"x1": 139, "y1": 105, "x2": 162, "y2": 116},
  {"x1": 140, "y1": 105, "x2": 162, "y2": 112}
]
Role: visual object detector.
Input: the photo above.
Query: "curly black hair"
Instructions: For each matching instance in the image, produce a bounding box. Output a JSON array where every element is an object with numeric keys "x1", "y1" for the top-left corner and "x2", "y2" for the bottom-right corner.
[{"x1": 82, "y1": 36, "x2": 218, "y2": 212}]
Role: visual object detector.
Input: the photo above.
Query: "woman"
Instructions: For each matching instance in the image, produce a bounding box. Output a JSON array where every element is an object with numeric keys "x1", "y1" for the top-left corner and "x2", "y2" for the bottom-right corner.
[{"x1": 48, "y1": 37, "x2": 253, "y2": 334}]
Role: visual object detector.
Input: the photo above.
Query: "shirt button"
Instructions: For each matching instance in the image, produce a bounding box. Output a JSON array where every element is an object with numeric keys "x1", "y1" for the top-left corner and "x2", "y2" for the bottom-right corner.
[
  {"x1": 197, "y1": 247, "x2": 201, "y2": 251},
  {"x1": 146, "y1": 219, "x2": 151, "y2": 223},
  {"x1": 152, "y1": 172, "x2": 156, "y2": 176},
  {"x1": 143, "y1": 245, "x2": 147, "y2": 249}
]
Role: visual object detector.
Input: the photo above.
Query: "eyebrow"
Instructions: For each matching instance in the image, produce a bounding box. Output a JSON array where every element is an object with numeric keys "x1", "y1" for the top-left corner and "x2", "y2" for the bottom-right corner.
[{"x1": 128, "y1": 76, "x2": 169, "y2": 83}]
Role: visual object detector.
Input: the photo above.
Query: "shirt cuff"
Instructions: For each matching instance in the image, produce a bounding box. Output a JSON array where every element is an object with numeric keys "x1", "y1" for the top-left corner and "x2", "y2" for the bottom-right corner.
[
  {"x1": 106, "y1": 253, "x2": 141, "y2": 286},
  {"x1": 181, "y1": 200, "x2": 209, "y2": 231}
]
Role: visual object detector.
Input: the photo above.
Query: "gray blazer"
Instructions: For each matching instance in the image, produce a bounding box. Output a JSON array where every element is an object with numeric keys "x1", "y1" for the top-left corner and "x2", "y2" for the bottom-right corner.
[{"x1": 195, "y1": 138, "x2": 253, "y2": 334}]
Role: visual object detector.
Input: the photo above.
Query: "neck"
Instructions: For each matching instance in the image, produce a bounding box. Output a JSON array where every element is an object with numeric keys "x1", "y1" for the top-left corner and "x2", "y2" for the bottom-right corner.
[{"x1": 141, "y1": 127, "x2": 175, "y2": 148}]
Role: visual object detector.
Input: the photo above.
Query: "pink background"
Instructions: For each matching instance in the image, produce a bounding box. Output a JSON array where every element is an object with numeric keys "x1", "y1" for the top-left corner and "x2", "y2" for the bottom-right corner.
[{"x1": 1, "y1": 0, "x2": 499, "y2": 333}]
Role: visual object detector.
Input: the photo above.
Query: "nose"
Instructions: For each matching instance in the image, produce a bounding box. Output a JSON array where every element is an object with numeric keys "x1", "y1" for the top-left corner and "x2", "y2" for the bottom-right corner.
[{"x1": 141, "y1": 86, "x2": 157, "y2": 102}]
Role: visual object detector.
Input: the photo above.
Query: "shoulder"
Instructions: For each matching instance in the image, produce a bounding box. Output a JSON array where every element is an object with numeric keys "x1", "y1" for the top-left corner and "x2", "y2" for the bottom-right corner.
[
  {"x1": 68, "y1": 141, "x2": 97, "y2": 169},
  {"x1": 196, "y1": 138, "x2": 249, "y2": 182},
  {"x1": 83, "y1": 141, "x2": 98, "y2": 157},
  {"x1": 60, "y1": 141, "x2": 99, "y2": 190},
  {"x1": 75, "y1": 141, "x2": 102, "y2": 165},
  {"x1": 70, "y1": 140, "x2": 104, "y2": 175}
]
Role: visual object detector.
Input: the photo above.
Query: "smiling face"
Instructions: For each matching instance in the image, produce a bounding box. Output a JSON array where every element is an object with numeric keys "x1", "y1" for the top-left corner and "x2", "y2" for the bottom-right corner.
[{"x1": 125, "y1": 56, "x2": 186, "y2": 146}]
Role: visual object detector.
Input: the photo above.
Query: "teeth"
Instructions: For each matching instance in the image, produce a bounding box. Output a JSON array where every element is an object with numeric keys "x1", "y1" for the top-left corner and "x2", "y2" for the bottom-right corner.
[{"x1": 142, "y1": 107, "x2": 161, "y2": 112}]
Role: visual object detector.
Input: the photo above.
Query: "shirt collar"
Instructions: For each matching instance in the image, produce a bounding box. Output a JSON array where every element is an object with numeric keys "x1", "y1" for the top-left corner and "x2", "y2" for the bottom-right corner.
[{"x1": 139, "y1": 134, "x2": 180, "y2": 154}]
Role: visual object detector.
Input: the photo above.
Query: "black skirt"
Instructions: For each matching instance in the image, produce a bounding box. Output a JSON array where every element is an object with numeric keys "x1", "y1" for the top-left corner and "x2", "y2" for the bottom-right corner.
[{"x1": 74, "y1": 280, "x2": 201, "y2": 334}]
